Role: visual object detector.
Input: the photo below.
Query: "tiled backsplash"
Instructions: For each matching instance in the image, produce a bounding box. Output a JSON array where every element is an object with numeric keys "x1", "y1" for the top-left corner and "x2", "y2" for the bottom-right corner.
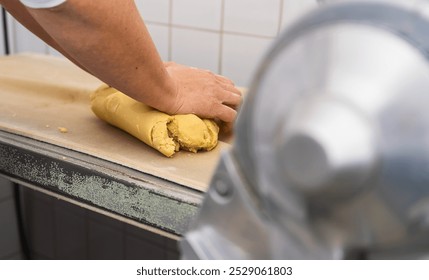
[{"x1": 2, "y1": 0, "x2": 319, "y2": 87}]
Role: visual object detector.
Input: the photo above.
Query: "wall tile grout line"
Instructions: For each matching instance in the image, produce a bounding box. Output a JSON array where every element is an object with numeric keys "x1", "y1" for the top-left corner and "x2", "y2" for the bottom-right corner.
[
  {"x1": 152, "y1": 22, "x2": 221, "y2": 33},
  {"x1": 218, "y1": 0, "x2": 226, "y2": 75},
  {"x1": 145, "y1": 21, "x2": 170, "y2": 27},
  {"x1": 146, "y1": 21, "x2": 276, "y2": 40},
  {"x1": 168, "y1": 0, "x2": 173, "y2": 61}
]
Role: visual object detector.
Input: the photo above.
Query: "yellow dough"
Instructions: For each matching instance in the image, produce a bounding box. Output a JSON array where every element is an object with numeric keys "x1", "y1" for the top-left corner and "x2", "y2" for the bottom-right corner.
[{"x1": 90, "y1": 85, "x2": 219, "y2": 157}]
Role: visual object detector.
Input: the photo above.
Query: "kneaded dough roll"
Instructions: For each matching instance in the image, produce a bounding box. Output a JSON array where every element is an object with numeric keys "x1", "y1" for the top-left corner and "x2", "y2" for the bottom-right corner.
[{"x1": 90, "y1": 85, "x2": 219, "y2": 157}]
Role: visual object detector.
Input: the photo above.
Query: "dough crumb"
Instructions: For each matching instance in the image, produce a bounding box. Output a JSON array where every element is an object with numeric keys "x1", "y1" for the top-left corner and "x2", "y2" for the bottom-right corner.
[{"x1": 58, "y1": 127, "x2": 68, "y2": 133}]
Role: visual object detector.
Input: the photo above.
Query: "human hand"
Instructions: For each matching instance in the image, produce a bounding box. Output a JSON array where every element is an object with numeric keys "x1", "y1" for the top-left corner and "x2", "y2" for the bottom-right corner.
[{"x1": 163, "y1": 62, "x2": 242, "y2": 123}]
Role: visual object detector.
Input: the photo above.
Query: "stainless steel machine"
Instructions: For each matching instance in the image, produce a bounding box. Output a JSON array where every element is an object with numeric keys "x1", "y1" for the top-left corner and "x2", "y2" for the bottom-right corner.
[{"x1": 182, "y1": 0, "x2": 429, "y2": 259}]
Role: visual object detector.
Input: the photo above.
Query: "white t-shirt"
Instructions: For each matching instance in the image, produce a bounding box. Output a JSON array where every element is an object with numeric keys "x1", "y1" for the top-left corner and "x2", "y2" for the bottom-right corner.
[{"x1": 20, "y1": 0, "x2": 66, "y2": 9}]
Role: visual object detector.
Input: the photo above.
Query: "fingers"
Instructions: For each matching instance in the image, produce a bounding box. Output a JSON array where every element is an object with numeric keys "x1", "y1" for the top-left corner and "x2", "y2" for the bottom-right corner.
[
  {"x1": 215, "y1": 74, "x2": 234, "y2": 85},
  {"x1": 220, "y1": 83, "x2": 242, "y2": 96},
  {"x1": 215, "y1": 75, "x2": 242, "y2": 95},
  {"x1": 189, "y1": 67, "x2": 241, "y2": 96},
  {"x1": 213, "y1": 103, "x2": 237, "y2": 123},
  {"x1": 220, "y1": 90, "x2": 242, "y2": 107},
  {"x1": 212, "y1": 79, "x2": 242, "y2": 121},
  {"x1": 165, "y1": 62, "x2": 242, "y2": 123}
]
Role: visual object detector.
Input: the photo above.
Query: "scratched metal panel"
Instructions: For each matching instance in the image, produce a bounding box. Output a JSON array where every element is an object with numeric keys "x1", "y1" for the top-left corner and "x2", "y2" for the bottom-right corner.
[{"x1": 0, "y1": 130, "x2": 203, "y2": 236}]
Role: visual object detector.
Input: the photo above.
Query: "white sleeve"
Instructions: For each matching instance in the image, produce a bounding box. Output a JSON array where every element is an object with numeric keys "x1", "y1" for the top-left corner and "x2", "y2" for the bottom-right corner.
[{"x1": 19, "y1": 0, "x2": 67, "y2": 9}]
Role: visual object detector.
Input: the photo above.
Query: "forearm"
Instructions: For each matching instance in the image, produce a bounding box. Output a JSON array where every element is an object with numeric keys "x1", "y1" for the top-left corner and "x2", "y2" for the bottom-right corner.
[
  {"x1": 2, "y1": 0, "x2": 242, "y2": 123},
  {"x1": 25, "y1": 0, "x2": 176, "y2": 111}
]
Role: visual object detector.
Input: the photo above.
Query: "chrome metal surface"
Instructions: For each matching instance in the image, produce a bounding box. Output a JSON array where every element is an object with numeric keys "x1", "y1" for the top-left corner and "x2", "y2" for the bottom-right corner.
[{"x1": 183, "y1": 0, "x2": 429, "y2": 259}]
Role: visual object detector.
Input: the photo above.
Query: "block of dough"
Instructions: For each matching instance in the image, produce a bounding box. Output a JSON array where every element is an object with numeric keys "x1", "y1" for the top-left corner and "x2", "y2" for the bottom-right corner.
[{"x1": 90, "y1": 85, "x2": 219, "y2": 157}]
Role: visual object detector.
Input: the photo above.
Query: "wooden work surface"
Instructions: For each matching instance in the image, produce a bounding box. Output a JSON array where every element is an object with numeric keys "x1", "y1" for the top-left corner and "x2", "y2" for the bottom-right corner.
[{"x1": 0, "y1": 54, "x2": 230, "y2": 192}]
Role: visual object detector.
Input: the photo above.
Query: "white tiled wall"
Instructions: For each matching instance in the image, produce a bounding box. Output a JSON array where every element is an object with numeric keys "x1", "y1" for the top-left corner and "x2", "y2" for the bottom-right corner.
[
  {"x1": 281, "y1": 0, "x2": 321, "y2": 28},
  {"x1": 172, "y1": 0, "x2": 223, "y2": 30},
  {"x1": 1, "y1": 0, "x2": 319, "y2": 87},
  {"x1": 171, "y1": 27, "x2": 220, "y2": 72},
  {"x1": 135, "y1": 0, "x2": 170, "y2": 24},
  {"x1": 224, "y1": 0, "x2": 281, "y2": 37},
  {"x1": 222, "y1": 34, "x2": 272, "y2": 87},
  {"x1": 146, "y1": 24, "x2": 169, "y2": 61},
  {"x1": 10, "y1": 20, "x2": 47, "y2": 54}
]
